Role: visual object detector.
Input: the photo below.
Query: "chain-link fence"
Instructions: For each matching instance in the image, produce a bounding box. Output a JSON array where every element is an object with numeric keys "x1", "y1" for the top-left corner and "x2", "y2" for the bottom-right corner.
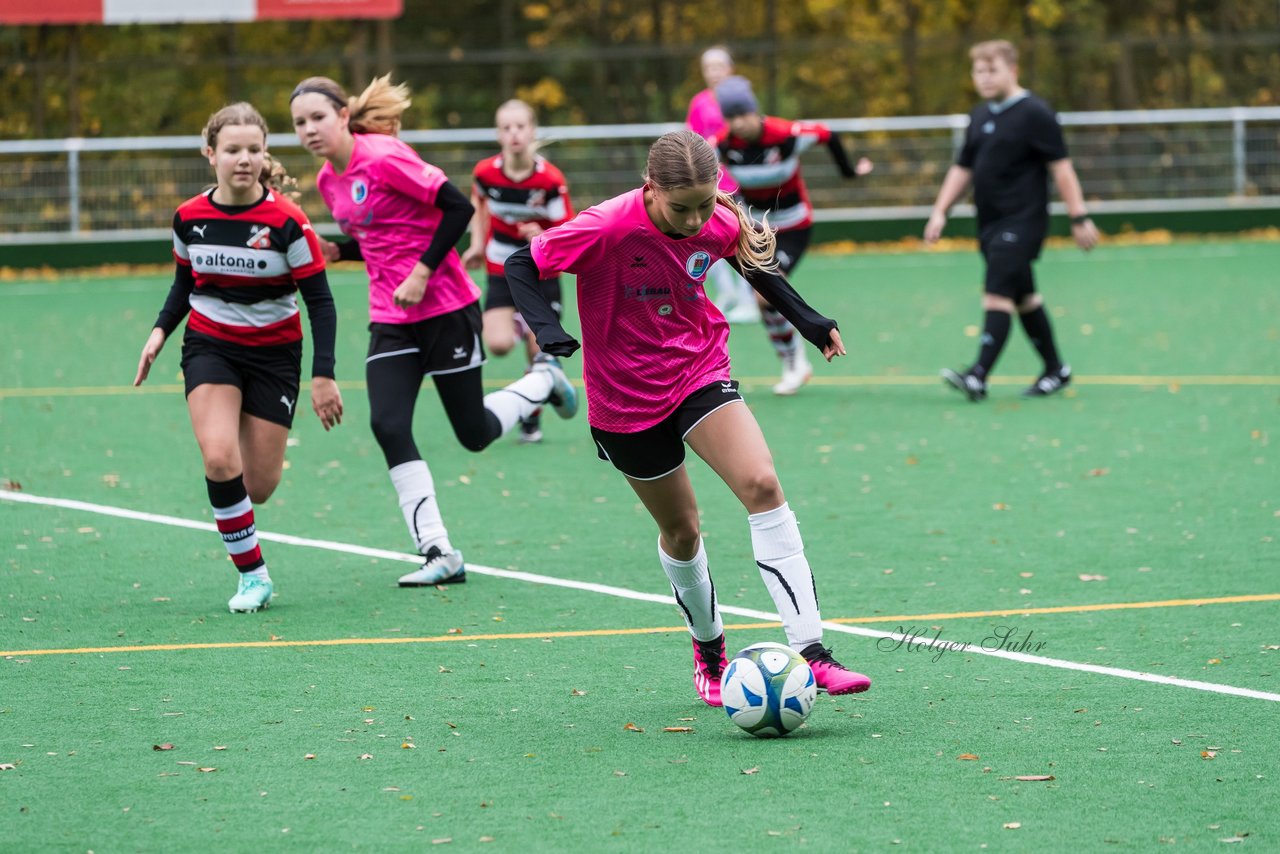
[{"x1": 2, "y1": 106, "x2": 1279, "y2": 243}]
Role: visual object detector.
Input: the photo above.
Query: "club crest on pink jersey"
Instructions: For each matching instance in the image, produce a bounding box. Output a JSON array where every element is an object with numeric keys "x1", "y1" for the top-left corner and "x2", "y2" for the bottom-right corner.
[
  {"x1": 685, "y1": 251, "x2": 712, "y2": 279},
  {"x1": 351, "y1": 179, "x2": 369, "y2": 204}
]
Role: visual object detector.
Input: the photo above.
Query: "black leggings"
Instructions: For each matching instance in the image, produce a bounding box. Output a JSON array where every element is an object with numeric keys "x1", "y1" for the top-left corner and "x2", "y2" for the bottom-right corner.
[{"x1": 366, "y1": 356, "x2": 503, "y2": 467}]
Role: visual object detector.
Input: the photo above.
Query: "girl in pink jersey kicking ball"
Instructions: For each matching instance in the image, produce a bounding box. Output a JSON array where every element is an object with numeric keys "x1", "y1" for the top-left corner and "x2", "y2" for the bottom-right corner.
[
  {"x1": 290, "y1": 75, "x2": 578, "y2": 588},
  {"x1": 134, "y1": 102, "x2": 343, "y2": 614},
  {"x1": 505, "y1": 130, "x2": 871, "y2": 703}
]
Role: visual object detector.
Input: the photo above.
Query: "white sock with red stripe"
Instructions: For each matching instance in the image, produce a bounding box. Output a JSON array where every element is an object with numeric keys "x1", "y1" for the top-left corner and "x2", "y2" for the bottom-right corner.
[
  {"x1": 389, "y1": 460, "x2": 451, "y2": 555},
  {"x1": 749, "y1": 503, "x2": 822, "y2": 649},
  {"x1": 658, "y1": 537, "x2": 722, "y2": 642},
  {"x1": 762, "y1": 307, "x2": 800, "y2": 357},
  {"x1": 206, "y1": 475, "x2": 269, "y2": 580},
  {"x1": 483, "y1": 371, "x2": 554, "y2": 434}
]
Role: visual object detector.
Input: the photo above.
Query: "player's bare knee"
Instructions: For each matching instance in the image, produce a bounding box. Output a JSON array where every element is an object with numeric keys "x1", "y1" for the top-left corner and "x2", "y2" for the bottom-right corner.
[
  {"x1": 663, "y1": 518, "x2": 702, "y2": 556},
  {"x1": 484, "y1": 333, "x2": 516, "y2": 357},
  {"x1": 982, "y1": 294, "x2": 1016, "y2": 313},
  {"x1": 738, "y1": 469, "x2": 784, "y2": 512},
  {"x1": 1018, "y1": 294, "x2": 1043, "y2": 313}
]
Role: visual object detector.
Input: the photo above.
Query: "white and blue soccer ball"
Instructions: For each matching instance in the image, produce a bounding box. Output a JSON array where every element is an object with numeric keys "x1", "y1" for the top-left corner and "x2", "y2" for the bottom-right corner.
[{"x1": 720, "y1": 642, "x2": 816, "y2": 738}]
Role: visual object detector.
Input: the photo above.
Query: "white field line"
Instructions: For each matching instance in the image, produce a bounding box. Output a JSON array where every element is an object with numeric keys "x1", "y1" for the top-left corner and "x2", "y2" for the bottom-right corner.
[{"x1": 4, "y1": 489, "x2": 1278, "y2": 703}]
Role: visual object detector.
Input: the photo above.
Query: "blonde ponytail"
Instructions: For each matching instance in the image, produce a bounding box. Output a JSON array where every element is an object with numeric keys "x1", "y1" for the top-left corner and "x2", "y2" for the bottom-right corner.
[
  {"x1": 348, "y1": 74, "x2": 412, "y2": 136},
  {"x1": 716, "y1": 191, "x2": 778, "y2": 274}
]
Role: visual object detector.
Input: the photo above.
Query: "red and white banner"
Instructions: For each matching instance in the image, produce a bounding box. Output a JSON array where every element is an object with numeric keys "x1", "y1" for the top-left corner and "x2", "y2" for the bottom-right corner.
[{"x1": 1, "y1": 0, "x2": 401, "y2": 24}]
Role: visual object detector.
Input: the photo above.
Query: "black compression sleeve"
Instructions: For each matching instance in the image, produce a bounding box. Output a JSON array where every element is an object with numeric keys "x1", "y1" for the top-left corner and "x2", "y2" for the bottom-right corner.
[
  {"x1": 504, "y1": 247, "x2": 580, "y2": 357},
  {"x1": 826, "y1": 133, "x2": 859, "y2": 179},
  {"x1": 336, "y1": 239, "x2": 363, "y2": 262},
  {"x1": 419, "y1": 181, "x2": 474, "y2": 271},
  {"x1": 296, "y1": 271, "x2": 338, "y2": 378},
  {"x1": 728, "y1": 256, "x2": 838, "y2": 350},
  {"x1": 154, "y1": 264, "x2": 195, "y2": 336}
]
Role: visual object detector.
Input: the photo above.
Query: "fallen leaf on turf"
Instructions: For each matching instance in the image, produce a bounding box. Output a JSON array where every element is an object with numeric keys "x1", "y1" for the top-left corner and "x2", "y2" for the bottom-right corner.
[
  {"x1": 1074, "y1": 708, "x2": 1087, "y2": 713},
  {"x1": 1015, "y1": 775, "x2": 1055, "y2": 782},
  {"x1": 1202, "y1": 751, "x2": 1217, "y2": 760},
  {"x1": 2, "y1": 480, "x2": 22, "y2": 491},
  {"x1": 153, "y1": 744, "x2": 175, "y2": 751},
  {"x1": 992, "y1": 503, "x2": 1010, "y2": 511},
  {"x1": 198, "y1": 767, "x2": 216, "y2": 772},
  {"x1": 176, "y1": 761, "x2": 196, "y2": 766},
  {"x1": 767, "y1": 830, "x2": 782, "y2": 837},
  {"x1": 213, "y1": 746, "x2": 227, "y2": 751},
  {"x1": 402, "y1": 743, "x2": 416, "y2": 749},
  {"x1": 447, "y1": 628, "x2": 463, "y2": 635},
  {"x1": 663, "y1": 727, "x2": 693, "y2": 733},
  {"x1": 678, "y1": 717, "x2": 695, "y2": 722},
  {"x1": 957, "y1": 753, "x2": 979, "y2": 761},
  {"x1": 742, "y1": 767, "x2": 759, "y2": 775},
  {"x1": 432, "y1": 838, "x2": 452, "y2": 845},
  {"x1": 1004, "y1": 822, "x2": 1022, "y2": 830},
  {"x1": 570, "y1": 689, "x2": 587, "y2": 696},
  {"x1": 359, "y1": 753, "x2": 373, "y2": 760},
  {"x1": 445, "y1": 722, "x2": 457, "y2": 729},
  {"x1": 1088, "y1": 468, "x2": 1110, "y2": 477},
  {"x1": 1208, "y1": 658, "x2": 1221, "y2": 665},
  {"x1": 304, "y1": 754, "x2": 316, "y2": 760},
  {"x1": 613, "y1": 770, "x2": 626, "y2": 777},
  {"x1": 1171, "y1": 739, "x2": 1182, "y2": 746},
  {"x1": 623, "y1": 722, "x2": 644, "y2": 733},
  {"x1": 479, "y1": 837, "x2": 495, "y2": 843},
  {"x1": 382, "y1": 787, "x2": 400, "y2": 792},
  {"x1": 1078, "y1": 574, "x2": 1107, "y2": 582},
  {"x1": 439, "y1": 666, "x2": 452, "y2": 673},
  {"x1": 0, "y1": 764, "x2": 15, "y2": 771}
]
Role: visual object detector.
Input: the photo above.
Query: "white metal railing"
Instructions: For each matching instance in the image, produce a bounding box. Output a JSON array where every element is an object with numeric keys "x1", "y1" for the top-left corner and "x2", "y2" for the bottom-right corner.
[{"x1": 2, "y1": 106, "x2": 1279, "y2": 243}]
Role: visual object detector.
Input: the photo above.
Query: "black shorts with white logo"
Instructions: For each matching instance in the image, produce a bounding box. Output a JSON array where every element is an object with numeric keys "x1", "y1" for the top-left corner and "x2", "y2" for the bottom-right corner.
[
  {"x1": 180, "y1": 329, "x2": 302, "y2": 428},
  {"x1": 774, "y1": 227, "x2": 813, "y2": 276},
  {"x1": 485, "y1": 273, "x2": 563, "y2": 318},
  {"x1": 590, "y1": 379, "x2": 744, "y2": 481},
  {"x1": 366, "y1": 302, "x2": 487, "y2": 377},
  {"x1": 980, "y1": 222, "x2": 1045, "y2": 300}
]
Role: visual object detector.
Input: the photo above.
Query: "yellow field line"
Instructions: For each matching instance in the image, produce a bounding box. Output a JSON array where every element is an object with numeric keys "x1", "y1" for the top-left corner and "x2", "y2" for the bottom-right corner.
[
  {"x1": 3, "y1": 375, "x2": 1279, "y2": 399},
  {"x1": 5, "y1": 593, "x2": 1276, "y2": 658},
  {"x1": 829, "y1": 592, "x2": 1280, "y2": 624}
]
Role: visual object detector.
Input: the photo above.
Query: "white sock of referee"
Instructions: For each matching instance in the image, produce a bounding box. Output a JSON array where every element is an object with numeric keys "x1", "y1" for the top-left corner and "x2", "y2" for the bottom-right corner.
[
  {"x1": 389, "y1": 460, "x2": 451, "y2": 555},
  {"x1": 749, "y1": 502, "x2": 823, "y2": 650},
  {"x1": 482, "y1": 371, "x2": 554, "y2": 434},
  {"x1": 658, "y1": 537, "x2": 722, "y2": 642}
]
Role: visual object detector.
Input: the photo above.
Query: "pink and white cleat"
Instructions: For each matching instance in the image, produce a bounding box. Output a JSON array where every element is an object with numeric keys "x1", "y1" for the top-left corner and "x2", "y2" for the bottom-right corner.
[
  {"x1": 692, "y1": 634, "x2": 728, "y2": 707},
  {"x1": 801, "y1": 643, "x2": 872, "y2": 694}
]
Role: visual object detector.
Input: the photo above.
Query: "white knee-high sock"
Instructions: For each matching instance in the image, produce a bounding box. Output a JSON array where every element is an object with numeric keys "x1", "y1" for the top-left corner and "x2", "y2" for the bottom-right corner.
[
  {"x1": 483, "y1": 371, "x2": 554, "y2": 435},
  {"x1": 749, "y1": 502, "x2": 822, "y2": 649},
  {"x1": 389, "y1": 460, "x2": 450, "y2": 555},
  {"x1": 659, "y1": 537, "x2": 722, "y2": 642}
]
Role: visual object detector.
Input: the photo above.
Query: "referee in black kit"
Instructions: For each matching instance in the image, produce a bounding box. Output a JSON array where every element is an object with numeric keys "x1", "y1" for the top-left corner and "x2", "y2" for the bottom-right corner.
[{"x1": 924, "y1": 39, "x2": 1099, "y2": 401}]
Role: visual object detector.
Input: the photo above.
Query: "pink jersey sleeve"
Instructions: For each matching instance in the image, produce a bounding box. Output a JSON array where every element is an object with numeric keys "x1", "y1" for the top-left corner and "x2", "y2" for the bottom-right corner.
[
  {"x1": 530, "y1": 203, "x2": 610, "y2": 276},
  {"x1": 687, "y1": 89, "x2": 725, "y2": 139},
  {"x1": 377, "y1": 139, "x2": 446, "y2": 206}
]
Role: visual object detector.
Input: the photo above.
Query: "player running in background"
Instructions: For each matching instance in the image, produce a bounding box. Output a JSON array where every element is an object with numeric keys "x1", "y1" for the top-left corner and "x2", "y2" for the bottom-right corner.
[
  {"x1": 460, "y1": 99, "x2": 574, "y2": 444},
  {"x1": 685, "y1": 45, "x2": 758, "y2": 324},
  {"x1": 713, "y1": 75, "x2": 873, "y2": 395},
  {"x1": 290, "y1": 74, "x2": 578, "y2": 587},
  {"x1": 504, "y1": 130, "x2": 872, "y2": 705},
  {"x1": 133, "y1": 102, "x2": 343, "y2": 614},
  {"x1": 925, "y1": 39, "x2": 1099, "y2": 401}
]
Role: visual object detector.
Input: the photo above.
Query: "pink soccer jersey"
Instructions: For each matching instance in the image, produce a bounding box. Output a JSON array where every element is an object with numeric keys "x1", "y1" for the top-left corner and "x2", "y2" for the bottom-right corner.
[
  {"x1": 316, "y1": 132, "x2": 480, "y2": 325},
  {"x1": 686, "y1": 90, "x2": 738, "y2": 194},
  {"x1": 530, "y1": 188, "x2": 741, "y2": 433}
]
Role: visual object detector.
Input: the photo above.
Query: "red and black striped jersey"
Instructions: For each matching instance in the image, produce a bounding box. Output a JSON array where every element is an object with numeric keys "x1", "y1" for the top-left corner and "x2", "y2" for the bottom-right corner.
[
  {"x1": 714, "y1": 117, "x2": 831, "y2": 232},
  {"x1": 172, "y1": 189, "x2": 325, "y2": 347},
  {"x1": 471, "y1": 155, "x2": 573, "y2": 275}
]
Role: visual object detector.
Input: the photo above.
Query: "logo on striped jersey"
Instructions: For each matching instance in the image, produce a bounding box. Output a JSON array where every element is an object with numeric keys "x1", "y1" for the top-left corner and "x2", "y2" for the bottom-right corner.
[
  {"x1": 351, "y1": 179, "x2": 369, "y2": 204},
  {"x1": 685, "y1": 251, "x2": 712, "y2": 280},
  {"x1": 247, "y1": 225, "x2": 272, "y2": 249}
]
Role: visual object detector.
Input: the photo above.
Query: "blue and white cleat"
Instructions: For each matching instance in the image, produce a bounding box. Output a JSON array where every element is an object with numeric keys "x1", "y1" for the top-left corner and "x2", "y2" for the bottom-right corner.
[
  {"x1": 228, "y1": 575, "x2": 273, "y2": 613},
  {"x1": 531, "y1": 353, "x2": 579, "y2": 419}
]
